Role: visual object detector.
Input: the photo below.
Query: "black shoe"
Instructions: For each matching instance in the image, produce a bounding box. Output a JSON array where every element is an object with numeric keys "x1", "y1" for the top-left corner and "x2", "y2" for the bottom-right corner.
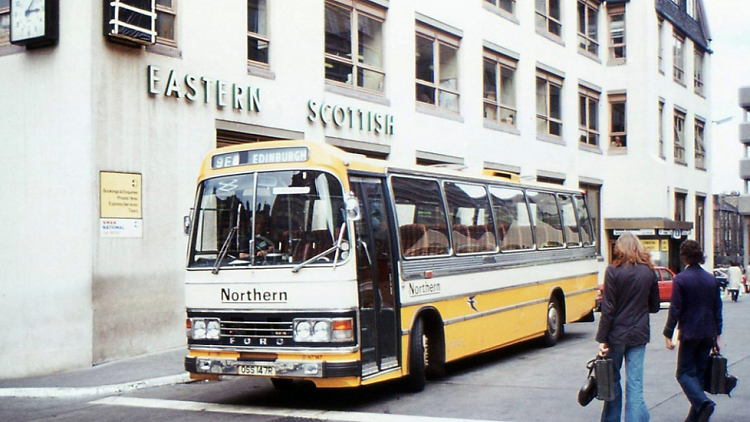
[{"x1": 697, "y1": 401, "x2": 715, "y2": 422}]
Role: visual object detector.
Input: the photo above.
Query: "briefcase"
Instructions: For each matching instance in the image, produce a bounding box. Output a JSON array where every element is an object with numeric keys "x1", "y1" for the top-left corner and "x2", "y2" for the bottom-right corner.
[
  {"x1": 594, "y1": 356, "x2": 616, "y2": 402},
  {"x1": 705, "y1": 351, "x2": 738, "y2": 396}
]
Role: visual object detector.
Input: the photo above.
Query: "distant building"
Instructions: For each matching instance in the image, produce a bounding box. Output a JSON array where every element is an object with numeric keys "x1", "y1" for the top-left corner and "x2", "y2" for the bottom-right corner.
[
  {"x1": 713, "y1": 192, "x2": 743, "y2": 266},
  {"x1": 739, "y1": 86, "x2": 750, "y2": 267},
  {"x1": 0, "y1": 0, "x2": 714, "y2": 378}
]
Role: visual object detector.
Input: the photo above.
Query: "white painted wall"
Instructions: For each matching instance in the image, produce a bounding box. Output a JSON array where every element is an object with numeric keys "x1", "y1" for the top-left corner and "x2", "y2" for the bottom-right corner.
[{"x1": 0, "y1": 0, "x2": 714, "y2": 378}]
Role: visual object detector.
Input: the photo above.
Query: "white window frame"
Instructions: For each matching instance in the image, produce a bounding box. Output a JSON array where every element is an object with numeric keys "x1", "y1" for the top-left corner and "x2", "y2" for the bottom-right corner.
[
  {"x1": 658, "y1": 101, "x2": 665, "y2": 158},
  {"x1": 674, "y1": 108, "x2": 686, "y2": 164},
  {"x1": 673, "y1": 31, "x2": 685, "y2": 85},
  {"x1": 325, "y1": 0, "x2": 387, "y2": 94},
  {"x1": 536, "y1": 0, "x2": 562, "y2": 38},
  {"x1": 579, "y1": 86, "x2": 600, "y2": 147},
  {"x1": 608, "y1": 6, "x2": 625, "y2": 63},
  {"x1": 577, "y1": 0, "x2": 599, "y2": 56},
  {"x1": 609, "y1": 93, "x2": 627, "y2": 150},
  {"x1": 484, "y1": 0, "x2": 516, "y2": 17},
  {"x1": 416, "y1": 23, "x2": 461, "y2": 112},
  {"x1": 536, "y1": 70, "x2": 563, "y2": 138},
  {"x1": 247, "y1": 0, "x2": 270, "y2": 67},
  {"x1": 155, "y1": 0, "x2": 177, "y2": 47},
  {"x1": 483, "y1": 49, "x2": 517, "y2": 126},
  {"x1": 694, "y1": 118, "x2": 706, "y2": 169},
  {"x1": 658, "y1": 19, "x2": 664, "y2": 73},
  {"x1": 694, "y1": 48, "x2": 705, "y2": 96}
]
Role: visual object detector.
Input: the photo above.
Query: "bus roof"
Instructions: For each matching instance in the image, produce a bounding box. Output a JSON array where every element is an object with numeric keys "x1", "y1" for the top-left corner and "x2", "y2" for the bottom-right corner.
[{"x1": 199, "y1": 140, "x2": 584, "y2": 195}]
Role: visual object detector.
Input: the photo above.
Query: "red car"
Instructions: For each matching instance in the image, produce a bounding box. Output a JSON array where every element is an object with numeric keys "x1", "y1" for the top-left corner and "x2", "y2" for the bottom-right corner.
[{"x1": 653, "y1": 266, "x2": 676, "y2": 302}]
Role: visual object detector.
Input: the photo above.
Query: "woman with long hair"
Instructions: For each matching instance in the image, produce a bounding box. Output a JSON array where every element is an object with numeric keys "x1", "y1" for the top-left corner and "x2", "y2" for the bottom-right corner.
[{"x1": 596, "y1": 232, "x2": 660, "y2": 422}]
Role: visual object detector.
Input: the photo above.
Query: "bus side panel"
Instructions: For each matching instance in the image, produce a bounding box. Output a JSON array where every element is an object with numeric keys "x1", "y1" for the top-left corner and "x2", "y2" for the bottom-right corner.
[{"x1": 401, "y1": 273, "x2": 597, "y2": 363}]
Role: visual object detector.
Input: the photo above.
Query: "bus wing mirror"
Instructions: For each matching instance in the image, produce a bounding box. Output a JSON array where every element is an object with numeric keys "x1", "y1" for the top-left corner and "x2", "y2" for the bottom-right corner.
[
  {"x1": 345, "y1": 192, "x2": 361, "y2": 221},
  {"x1": 183, "y1": 214, "x2": 192, "y2": 236}
]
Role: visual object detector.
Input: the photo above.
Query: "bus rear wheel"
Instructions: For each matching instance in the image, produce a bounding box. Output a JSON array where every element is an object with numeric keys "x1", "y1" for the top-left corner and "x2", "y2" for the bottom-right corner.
[
  {"x1": 543, "y1": 297, "x2": 563, "y2": 347},
  {"x1": 404, "y1": 318, "x2": 426, "y2": 392}
]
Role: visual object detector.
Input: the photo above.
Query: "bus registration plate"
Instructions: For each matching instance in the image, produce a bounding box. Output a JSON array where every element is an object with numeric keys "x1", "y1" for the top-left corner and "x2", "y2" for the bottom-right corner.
[{"x1": 237, "y1": 364, "x2": 276, "y2": 376}]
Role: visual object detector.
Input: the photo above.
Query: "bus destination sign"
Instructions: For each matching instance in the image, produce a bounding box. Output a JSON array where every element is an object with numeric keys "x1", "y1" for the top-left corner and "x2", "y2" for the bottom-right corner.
[{"x1": 212, "y1": 147, "x2": 309, "y2": 169}]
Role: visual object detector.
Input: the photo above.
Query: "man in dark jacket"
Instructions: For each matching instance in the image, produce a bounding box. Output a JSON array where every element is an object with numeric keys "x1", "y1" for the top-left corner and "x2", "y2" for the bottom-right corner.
[{"x1": 664, "y1": 240, "x2": 723, "y2": 422}]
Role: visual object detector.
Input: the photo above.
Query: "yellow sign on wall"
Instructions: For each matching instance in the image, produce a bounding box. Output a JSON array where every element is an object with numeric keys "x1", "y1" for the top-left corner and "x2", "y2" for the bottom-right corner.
[
  {"x1": 661, "y1": 240, "x2": 670, "y2": 252},
  {"x1": 641, "y1": 239, "x2": 659, "y2": 252},
  {"x1": 100, "y1": 172, "x2": 142, "y2": 218}
]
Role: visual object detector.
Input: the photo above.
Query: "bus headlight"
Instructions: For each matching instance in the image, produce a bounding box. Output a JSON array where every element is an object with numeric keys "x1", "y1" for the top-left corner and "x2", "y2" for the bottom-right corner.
[
  {"x1": 294, "y1": 320, "x2": 312, "y2": 342},
  {"x1": 187, "y1": 318, "x2": 221, "y2": 340},
  {"x1": 293, "y1": 318, "x2": 353, "y2": 343},
  {"x1": 312, "y1": 320, "x2": 331, "y2": 342}
]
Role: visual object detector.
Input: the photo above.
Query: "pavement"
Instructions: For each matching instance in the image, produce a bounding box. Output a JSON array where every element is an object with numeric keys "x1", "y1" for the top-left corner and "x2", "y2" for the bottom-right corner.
[{"x1": 0, "y1": 347, "x2": 192, "y2": 398}]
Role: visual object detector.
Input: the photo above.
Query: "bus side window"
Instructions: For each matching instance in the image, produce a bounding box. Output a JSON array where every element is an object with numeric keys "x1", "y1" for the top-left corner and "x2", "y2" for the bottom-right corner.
[
  {"x1": 391, "y1": 176, "x2": 450, "y2": 257},
  {"x1": 558, "y1": 194, "x2": 582, "y2": 247},
  {"x1": 527, "y1": 190, "x2": 564, "y2": 249},
  {"x1": 489, "y1": 186, "x2": 534, "y2": 251},
  {"x1": 573, "y1": 194, "x2": 595, "y2": 246},
  {"x1": 444, "y1": 182, "x2": 497, "y2": 254}
]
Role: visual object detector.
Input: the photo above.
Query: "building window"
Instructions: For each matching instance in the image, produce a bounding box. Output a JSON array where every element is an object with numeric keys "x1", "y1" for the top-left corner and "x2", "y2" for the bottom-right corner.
[
  {"x1": 694, "y1": 48, "x2": 705, "y2": 96},
  {"x1": 608, "y1": 7, "x2": 625, "y2": 62},
  {"x1": 695, "y1": 118, "x2": 706, "y2": 169},
  {"x1": 483, "y1": 49, "x2": 517, "y2": 126},
  {"x1": 325, "y1": 0, "x2": 386, "y2": 93},
  {"x1": 577, "y1": 0, "x2": 599, "y2": 55},
  {"x1": 673, "y1": 31, "x2": 685, "y2": 84},
  {"x1": 658, "y1": 19, "x2": 664, "y2": 73},
  {"x1": 674, "y1": 108, "x2": 686, "y2": 164},
  {"x1": 485, "y1": 0, "x2": 515, "y2": 16},
  {"x1": 0, "y1": 0, "x2": 8, "y2": 44},
  {"x1": 695, "y1": 194, "x2": 705, "y2": 249},
  {"x1": 156, "y1": 0, "x2": 177, "y2": 47},
  {"x1": 247, "y1": 0, "x2": 269, "y2": 66},
  {"x1": 536, "y1": 70, "x2": 563, "y2": 137},
  {"x1": 658, "y1": 101, "x2": 665, "y2": 158},
  {"x1": 579, "y1": 86, "x2": 600, "y2": 146},
  {"x1": 535, "y1": 0, "x2": 562, "y2": 38},
  {"x1": 609, "y1": 93, "x2": 626, "y2": 149},
  {"x1": 416, "y1": 23, "x2": 460, "y2": 112},
  {"x1": 675, "y1": 192, "x2": 687, "y2": 222}
]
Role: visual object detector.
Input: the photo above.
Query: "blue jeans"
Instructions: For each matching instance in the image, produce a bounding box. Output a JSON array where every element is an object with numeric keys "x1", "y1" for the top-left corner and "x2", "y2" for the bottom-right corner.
[
  {"x1": 601, "y1": 344, "x2": 650, "y2": 422},
  {"x1": 676, "y1": 338, "x2": 714, "y2": 422}
]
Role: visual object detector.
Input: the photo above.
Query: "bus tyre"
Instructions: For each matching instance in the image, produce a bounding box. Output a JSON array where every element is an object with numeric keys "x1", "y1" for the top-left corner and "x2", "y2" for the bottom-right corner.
[
  {"x1": 543, "y1": 297, "x2": 563, "y2": 347},
  {"x1": 404, "y1": 318, "x2": 426, "y2": 392}
]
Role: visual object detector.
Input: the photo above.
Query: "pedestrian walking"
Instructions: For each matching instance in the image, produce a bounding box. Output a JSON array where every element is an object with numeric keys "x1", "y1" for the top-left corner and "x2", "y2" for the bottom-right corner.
[
  {"x1": 726, "y1": 263, "x2": 742, "y2": 302},
  {"x1": 663, "y1": 240, "x2": 723, "y2": 422},
  {"x1": 596, "y1": 232, "x2": 660, "y2": 422}
]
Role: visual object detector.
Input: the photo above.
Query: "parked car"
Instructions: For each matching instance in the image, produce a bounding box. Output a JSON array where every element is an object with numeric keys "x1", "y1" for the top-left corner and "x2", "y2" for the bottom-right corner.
[
  {"x1": 713, "y1": 268, "x2": 729, "y2": 291},
  {"x1": 653, "y1": 266, "x2": 676, "y2": 302}
]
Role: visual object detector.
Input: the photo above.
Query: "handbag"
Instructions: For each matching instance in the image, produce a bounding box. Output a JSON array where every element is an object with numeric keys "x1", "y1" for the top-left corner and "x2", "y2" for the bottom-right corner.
[
  {"x1": 578, "y1": 358, "x2": 597, "y2": 407},
  {"x1": 594, "y1": 355, "x2": 616, "y2": 402},
  {"x1": 704, "y1": 347, "x2": 738, "y2": 396}
]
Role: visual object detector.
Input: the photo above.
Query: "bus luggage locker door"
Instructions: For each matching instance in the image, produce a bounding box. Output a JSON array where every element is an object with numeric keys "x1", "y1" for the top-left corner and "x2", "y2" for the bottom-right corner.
[{"x1": 350, "y1": 177, "x2": 398, "y2": 377}]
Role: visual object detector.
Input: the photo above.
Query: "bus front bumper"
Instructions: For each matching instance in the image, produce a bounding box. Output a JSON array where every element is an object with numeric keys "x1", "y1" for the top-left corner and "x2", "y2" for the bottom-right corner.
[{"x1": 184, "y1": 356, "x2": 360, "y2": 379}]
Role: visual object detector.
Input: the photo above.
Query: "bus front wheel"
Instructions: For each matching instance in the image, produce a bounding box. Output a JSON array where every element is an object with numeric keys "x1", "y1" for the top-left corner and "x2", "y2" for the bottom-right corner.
[
  {"x1": 543, "y1": 297, "x2": 563, "y2": 347},
  {"x1": 404, "y1": 318, "x2": 426, "y2": 392}
]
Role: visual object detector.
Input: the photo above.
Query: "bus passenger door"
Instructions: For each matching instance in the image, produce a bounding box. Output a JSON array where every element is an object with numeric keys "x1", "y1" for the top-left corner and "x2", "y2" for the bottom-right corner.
[{"x1": 350, "y1": 177, "x2": 399, "y2": 377}]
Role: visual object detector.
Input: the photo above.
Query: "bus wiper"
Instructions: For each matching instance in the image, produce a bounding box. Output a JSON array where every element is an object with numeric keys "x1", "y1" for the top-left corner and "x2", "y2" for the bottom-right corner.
[
  {"x1": 213, "y1": 226, "x2": 238, "y2": 275},
  {"x1": 292, "y1": 222, "x2": 347, "y2": 273}
]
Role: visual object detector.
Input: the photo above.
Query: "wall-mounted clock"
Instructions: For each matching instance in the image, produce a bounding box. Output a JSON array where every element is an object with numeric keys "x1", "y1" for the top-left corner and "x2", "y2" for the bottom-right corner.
[{"x1": 10, "y1": 0, "x2": 58, "y2": 47}]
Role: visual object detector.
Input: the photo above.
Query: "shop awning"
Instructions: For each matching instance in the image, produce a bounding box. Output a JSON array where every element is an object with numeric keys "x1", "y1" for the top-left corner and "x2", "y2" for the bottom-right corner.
[{"x1": 604, "y1": 218, "x2": 693, "y2": 231}]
